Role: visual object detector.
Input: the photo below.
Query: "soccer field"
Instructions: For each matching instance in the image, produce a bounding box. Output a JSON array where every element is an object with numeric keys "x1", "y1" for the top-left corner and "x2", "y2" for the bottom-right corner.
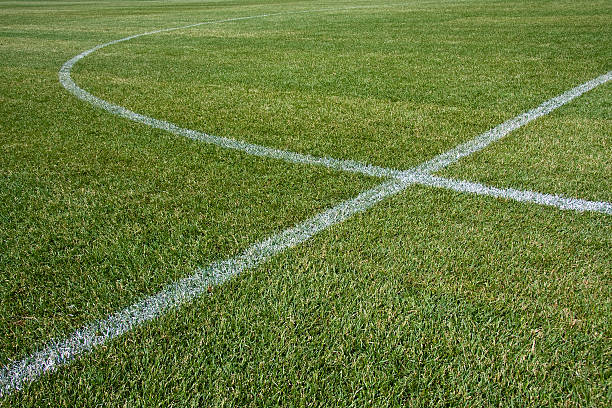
[{"x1": 1, "y1": 0, "x2": 610, "y2": 405}]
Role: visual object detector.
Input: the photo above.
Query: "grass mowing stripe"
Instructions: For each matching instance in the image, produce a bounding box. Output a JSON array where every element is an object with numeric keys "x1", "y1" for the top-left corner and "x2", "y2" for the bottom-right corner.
[
  {"x1": 410, "y1": 174, "x2": 612, "y2": 214},
  {"x1": 0, "y1": 178, "x2": 409, "y2": 397},
  {"x1": 59, "y1": 5, "x2": 611, "y2": 202}
]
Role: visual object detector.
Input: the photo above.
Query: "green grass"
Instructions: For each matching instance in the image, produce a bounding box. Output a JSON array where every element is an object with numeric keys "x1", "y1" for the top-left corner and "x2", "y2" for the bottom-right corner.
[{"x1": 1, "y1": 0, "x2": 610, "y2": 406}]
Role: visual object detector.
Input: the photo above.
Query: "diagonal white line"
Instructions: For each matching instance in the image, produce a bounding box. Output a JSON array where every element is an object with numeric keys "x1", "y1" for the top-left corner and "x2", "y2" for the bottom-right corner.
[
  {"x1": 58, "y1": 10, "x2": 611, "y2": 186},
  {"x1": 0, "y1": 178, "x2": 410, "y2": 396},
  {"x1": 59, "y1": 17, "x2": 612, "y2": 187},
  {"x1": 410, "y1": 71, "x2": 612, "y2": 174}
]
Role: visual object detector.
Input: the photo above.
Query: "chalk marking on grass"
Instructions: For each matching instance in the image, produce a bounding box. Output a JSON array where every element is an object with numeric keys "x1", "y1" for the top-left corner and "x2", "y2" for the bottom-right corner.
[
  {"x1": 408, "y1": 174, "x2": 612, "y2": 214},
  {"x1": 2, "y1": 5, "x2": 611, "y2": 399},
  {"x1": 58, "y1": 8, "x2": 611, "y2": 197},
  {"x1": 410, "y1": 71, "x2": 612, "y2": 174},
  {"x1": 0, "y1": 177, "x2": 410, "y2": 397},
  {"x1": 59, "y1": 7, "x2": 407, "y2": 179},
  {"x1": 4, "y1": 70, "x2": 610, "y2": 395}
]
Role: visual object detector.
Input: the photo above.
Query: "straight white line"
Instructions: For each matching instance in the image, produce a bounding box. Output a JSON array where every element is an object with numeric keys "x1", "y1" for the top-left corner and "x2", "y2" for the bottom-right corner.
[
  {"x1": 58, "y1": 9, "x2": 612, "y2": 187},
  {"x1": 410, "y1": 71, "x2": 612, "y2": 174},
  {"x1": 408, "y1": 174, "x2": 612, "y2": 214},
  {"x1": 2, "y1": 5, "x2": 611, "y2": 399},
  {"x1": 0, "y1": 178, "x2": 410, "y2": 397},
  {"x1": 4, "y1": 171, "x2": 609, "y2": 395}
]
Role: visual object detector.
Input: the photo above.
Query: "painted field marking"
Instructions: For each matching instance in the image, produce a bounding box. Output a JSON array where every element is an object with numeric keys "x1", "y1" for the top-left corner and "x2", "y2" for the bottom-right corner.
[
  {"x1": 1, "y1": 6, "x2": 611, "y2": 397},
  {"x1": 411, "y1": 174, "x2": 612, "y2": 215},
  {"x1": 59, "y1": 6, "x2": 410, "y2": 179},
  {"x1": 0, "y1": 177, "x2": 409, "y2": 396}
]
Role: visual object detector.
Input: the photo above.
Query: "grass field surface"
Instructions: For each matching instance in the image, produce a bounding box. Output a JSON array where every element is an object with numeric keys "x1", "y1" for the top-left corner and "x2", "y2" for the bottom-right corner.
[{"x1": 0, "y1": 0, "x2": 610, "y2": 406}]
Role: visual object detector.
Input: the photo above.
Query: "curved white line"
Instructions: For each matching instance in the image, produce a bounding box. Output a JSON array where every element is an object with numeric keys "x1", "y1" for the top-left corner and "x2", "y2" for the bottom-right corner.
[
  {"x1": 59, "y1": 8, "x2": 406, "y2": 179},
  {"x1": 413, "y1": 174, "x2": 612, "y2": 215}
]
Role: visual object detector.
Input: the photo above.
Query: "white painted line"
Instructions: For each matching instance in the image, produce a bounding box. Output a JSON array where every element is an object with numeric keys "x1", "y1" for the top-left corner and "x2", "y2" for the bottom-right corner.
[
  {"x1": 59, "y1": 9, "x2": 405, "y2": 179},
  {"x1": 408, "y1": 174, "x2": 612, "y2": 214},
  {"x1": 0, "y1": 177, "x2": 410, "y2": 397},
  {"x1": 5, "y1": 171, "x2": 610, "y2": 395},
  {"x1": 410, "y1": 71, "x2": 612, "y2": 174},
  {"x1": 2, "y1": 4, "x2": 611, "y2": 399}
]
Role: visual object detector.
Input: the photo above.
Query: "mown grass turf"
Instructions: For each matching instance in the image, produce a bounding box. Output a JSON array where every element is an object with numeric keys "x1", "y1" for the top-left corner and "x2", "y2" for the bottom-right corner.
[
  {"x1": 1, "y1": 0, "x2": 610, "y2": 406},
  {"x1": 6, "y1": 187, "x2": 610, "y2": 406}
]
